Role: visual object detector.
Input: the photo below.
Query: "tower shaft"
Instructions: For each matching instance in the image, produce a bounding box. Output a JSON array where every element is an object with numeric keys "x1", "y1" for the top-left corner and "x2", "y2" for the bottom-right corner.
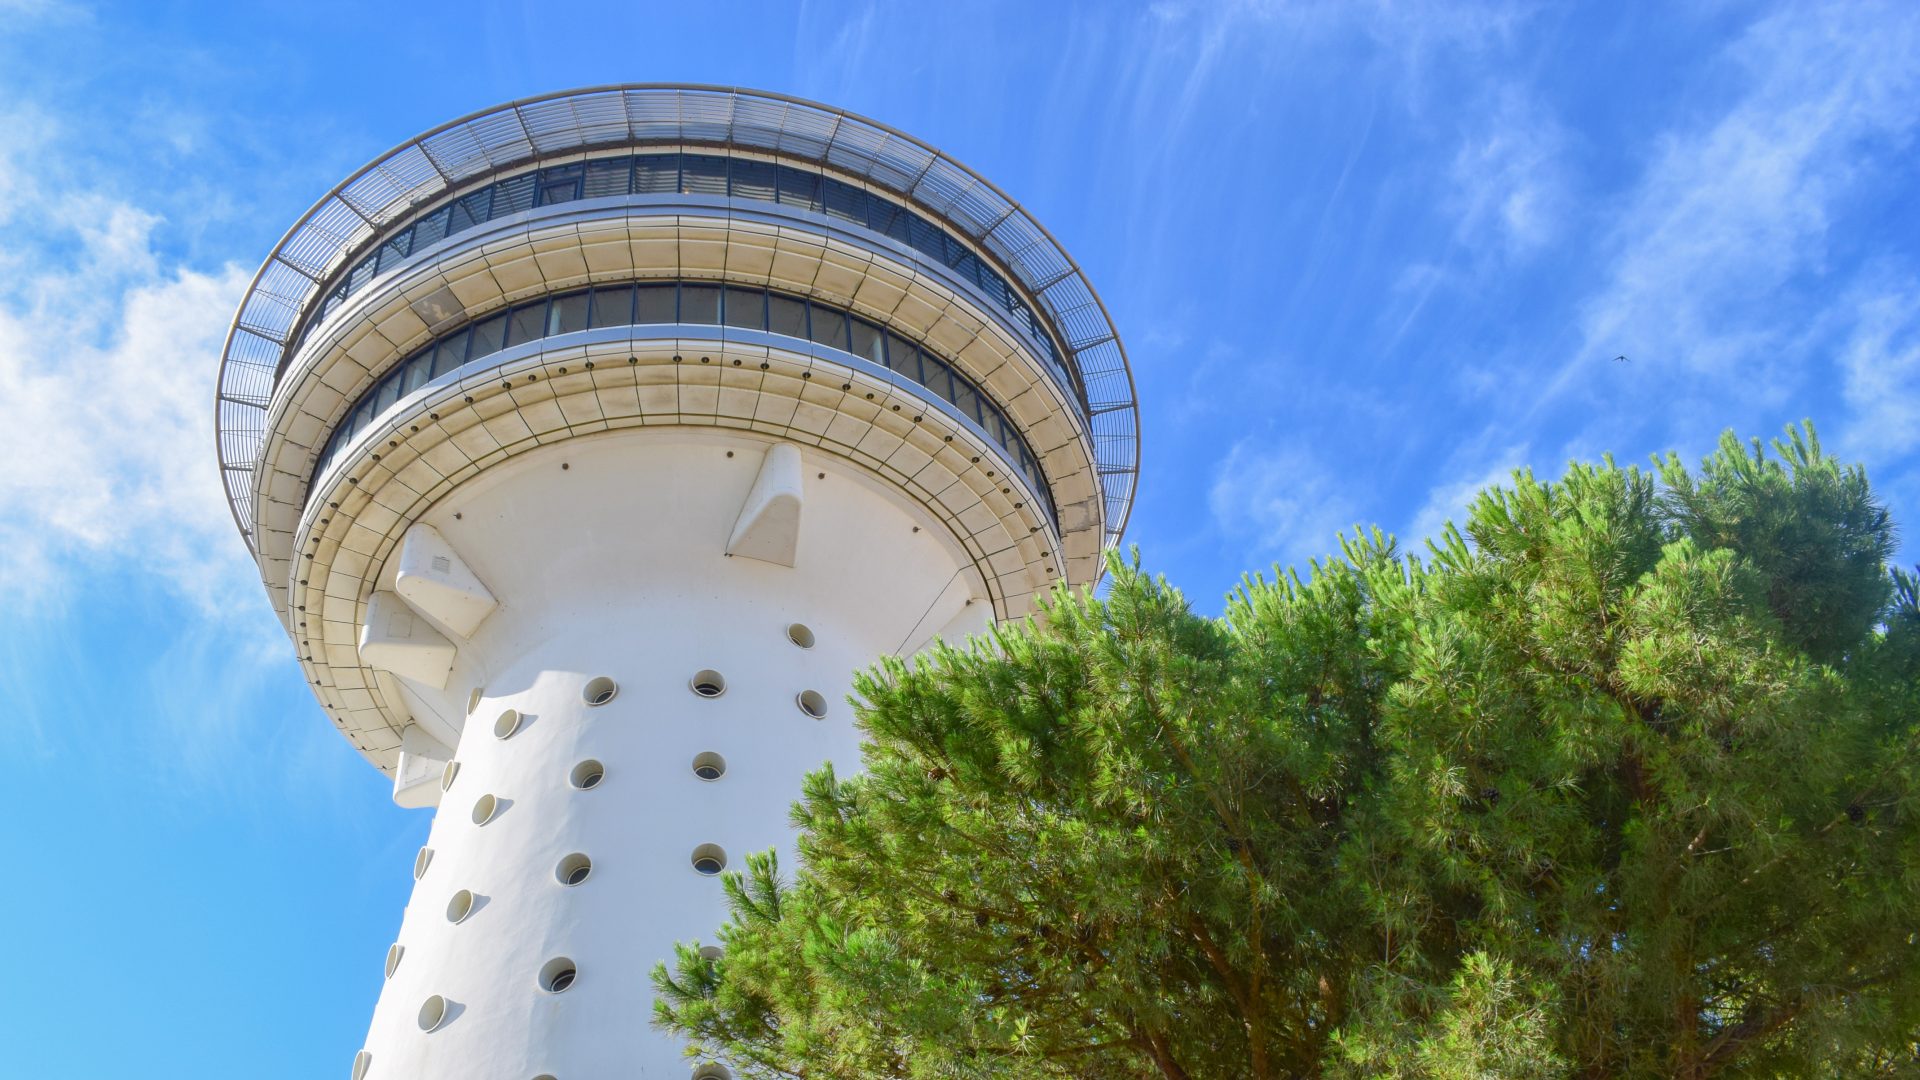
[{"x1": 364, "y1": 431, "x2": 982, "y2": 1076}]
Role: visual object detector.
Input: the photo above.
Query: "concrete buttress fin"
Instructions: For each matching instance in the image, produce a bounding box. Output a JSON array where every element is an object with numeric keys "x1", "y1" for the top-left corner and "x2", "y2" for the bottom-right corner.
[
  {"x1": 359, "y1": 590, "x2": 458, "y2": 689},
  {"x1": 726, "y1": 442, "x2": 805, "y2": 567},
  {"x1": 392, "y1": 724, "x2": 453, "y2": 810},
  {"x1": 394, "y1": 523, "x2": 497, "y2": 638}
]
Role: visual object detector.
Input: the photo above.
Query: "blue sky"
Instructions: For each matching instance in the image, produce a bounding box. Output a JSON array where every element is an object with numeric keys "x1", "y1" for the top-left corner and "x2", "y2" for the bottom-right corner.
[{"x1": 1, "y1": 2, "x2": 1916, "y2": 1075}]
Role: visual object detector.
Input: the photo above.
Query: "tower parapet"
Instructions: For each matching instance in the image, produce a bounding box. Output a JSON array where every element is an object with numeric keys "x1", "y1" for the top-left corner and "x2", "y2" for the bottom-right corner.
[{"x1": 215, "y1": 86, "x2": 1137, "y2": 1078}]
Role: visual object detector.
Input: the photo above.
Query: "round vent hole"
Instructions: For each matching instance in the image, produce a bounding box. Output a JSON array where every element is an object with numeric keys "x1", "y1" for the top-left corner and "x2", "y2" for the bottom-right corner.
[
  {"x1": 446, "y1": 889, "x2": 474, "y2": 923},
  {"x1": 538, "y1": 957, "x2": 577, "y2": 993},
  {"x1": 690, "y1": 670, "x2": 726, "y2": 698},
  {"x1": 556, "y1": 852, "x2": 593, "y2": 886},
  {"x1": 583, "y1": 676, "x2": 618, "y2": 706},
  {"x1": 797, "y1": 690, "x2": 828, "y2": 719},
  {"x1": 471, "y1": 793, "x2": 498, "y2": 825},
  {"x1": 493, "y1": 709, "x2": 522, "y2": 739},
  {"x1": 569, "y1": 759, "x2": 605, "y2": 790},
  {"x1": 785, "y1": 623, "x2": 815, "y2": 649},
  {"x1": 417, "y1": 994, "x2": 448, "y2": 1032},
  {"x1": 692, "y1": 752, "x2": 726, "y2": 781},
  {"x1": 691, "y1": 844, "x2": 727, "y2": 876}
]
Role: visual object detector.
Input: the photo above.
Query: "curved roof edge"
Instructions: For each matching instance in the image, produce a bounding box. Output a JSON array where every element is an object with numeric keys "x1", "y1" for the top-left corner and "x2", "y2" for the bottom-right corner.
[{"x1": 215, "y1": 84, "x2": 1138, "y2": 558}]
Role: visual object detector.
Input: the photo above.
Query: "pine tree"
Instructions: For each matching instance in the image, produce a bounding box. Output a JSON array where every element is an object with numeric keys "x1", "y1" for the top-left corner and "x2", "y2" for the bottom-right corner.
[{"x1": 653, "y1": 424, "x2": 1920, "y2": 1079}]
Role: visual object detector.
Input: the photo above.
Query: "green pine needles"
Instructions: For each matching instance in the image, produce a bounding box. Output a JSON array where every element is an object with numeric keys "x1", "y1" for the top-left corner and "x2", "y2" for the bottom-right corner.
[{"x1": 653, "y1": 424, "x2": 1920, "y2": 1079}]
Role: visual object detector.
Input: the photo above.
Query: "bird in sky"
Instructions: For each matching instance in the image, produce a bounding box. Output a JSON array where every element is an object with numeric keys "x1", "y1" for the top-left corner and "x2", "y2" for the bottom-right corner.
[{"x1": 1613, "y1": 354, "x2": 1629, "y2": 362}]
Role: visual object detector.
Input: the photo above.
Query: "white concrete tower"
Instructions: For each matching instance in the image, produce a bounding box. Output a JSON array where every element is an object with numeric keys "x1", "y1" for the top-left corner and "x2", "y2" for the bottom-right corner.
[{"x1": 214, "y1": 86, "x2": 1138, "y2": 1079}]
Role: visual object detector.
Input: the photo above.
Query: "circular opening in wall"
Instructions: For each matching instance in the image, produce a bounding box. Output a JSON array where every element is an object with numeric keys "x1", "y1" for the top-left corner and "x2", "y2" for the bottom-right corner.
[
  {"x1": 693, "y1": 1064, "x2": 733, "y2": 1080},
  {"x1": 417, "y1": 994, "x2": 448, "y2": 1032},
  {"x1": 556, "y1": 852, "x2": 593, "y2": 886},
  {"x1": 351, "y1": 1050, "x2": 373, "y2": 1080},
  {"x1": 691, "y1": 844, "x2": 728, "y2": 876},
  {"x1": 796, "y1": 690, "x2": 829, "y2": 719},
  {"x1": 785, "y1": 623, "x2": 816, "y2": 649},
  {"x1": 413, "y1": 847, "x2": 434, "y2": 880},
  {"x1": 538, "y1": 957, "x2": 577, "y2": 993},
  {"x1": 569, "y1": 759, "x2": 605, "y2": 790},
  {"x1": 385, "y1": 943, "x2": 404, "y2": 979},
  {"x1": 471, "y1": 794, "x2": 499, "y2": 825},
  {"x1": 467, "y1": 687, "x2": 484, "y2": 715},
  {"x1": 698, "y1": 944, "x2": 724, "y2": 961},
  {"x1": 690, "y1": 670, "x2": 727, "y2": 698},
  {"x1": 493, "y1": 709, "x2": 522, "y2": 740},
  {"x1": 692, "y1": 752, "x2": 727, "y2": 782},
  {"x1": 440, "y1": 761, "x2": 460, "y2": 792},
  {"x1": 446, "y1": 889, "x2": 474, "y2": 923},
  {"x1": 583, "y1": 676, "x2": 619, "y2": 706}
]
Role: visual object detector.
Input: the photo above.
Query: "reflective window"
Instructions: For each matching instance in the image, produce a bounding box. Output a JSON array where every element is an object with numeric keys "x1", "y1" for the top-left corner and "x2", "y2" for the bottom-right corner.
[
  {"x1": 809, "y1": 306, "x2": 847, "y2": 350},
  {"x1": 376, "y1": 233, "x2": 412, "y2": 274},
  {"x1": 412, "y1": 206, "x2": 451, "y2": 249},
  {"x1": 449, "y1": 188, "x2": 491, "y2": 233},
  {"x1": 680, "y1": 284, "x2": 721, "y2": 325},
  {"x1": 849, "y1": 318, "x2": 884, "y2": 367},
  {"x1": 885, "y1": 333, "x2": 920, "y2": 381},
  {"x1": 312, "y1": 280, "x2": 1056, "y2": 526},
  {"x1": 506, "y1": 300, "x2": 546, "y2": 347},
  {"x1": 493, "y1": 174, "x2": 537, "y2": 217},
  {"x1": 776, "y1": 165, "x2": 821, "y2": 213},
  {"x1": 822, "y1": 178, "x2": 864, "y2": 226},
  {"x1": 430, "y1": 330, "x2": 468, "y2": 377},
  {"x1": 469, "y1": 313, "x2": 507, "y2": 358},
  {"x1": 402, "y1": 354, "x2": 433, "y2": 394},
  {"x1": 633, "y1": 153, "x2": 679, "y2": 194},
  {"x1": 722, "y1": 287, "x2": 763, "y2": 330},
  {"x1": 920, "y1": 353, "x2": 956, "y2": 400},
  {"x1": 635, "y1": 283, "x2": 676, "y2": 323},
  {"x1": 681, "y1": 155, "x2": 727, "y2": 196},
  {"x1": 549, "y1": 292, "x2": 590, "y2": 336},
  {"x1": 584, "y1": 158, "x2": 631, "y2": 199},
  {"x1": 768, "y1": 293, "x2": 808, "y2": 339},
  {"x1": 589, "y1": 285, "x2": 633, "y2": 329},
  {"x1": 537, "y1": 163, "x2": 584, "y2": 206},
  {"x1": 729, "y1": 159, "x2": 776, "y2": 203}
]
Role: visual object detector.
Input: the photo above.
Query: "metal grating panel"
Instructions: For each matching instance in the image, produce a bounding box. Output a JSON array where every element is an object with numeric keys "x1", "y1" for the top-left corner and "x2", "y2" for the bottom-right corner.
[
  {"x1": 419, "y1": 125, "x2": 494, "y2": 184},
  {"x1": 216, "y1": 85, "x2": 1137, "y2": 567}
]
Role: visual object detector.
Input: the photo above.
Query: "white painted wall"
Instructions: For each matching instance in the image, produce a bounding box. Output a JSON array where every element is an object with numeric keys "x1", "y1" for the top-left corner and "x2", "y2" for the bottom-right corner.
[{"x1": 356, "y1": 428, "x2": 989, "y2": 1078}]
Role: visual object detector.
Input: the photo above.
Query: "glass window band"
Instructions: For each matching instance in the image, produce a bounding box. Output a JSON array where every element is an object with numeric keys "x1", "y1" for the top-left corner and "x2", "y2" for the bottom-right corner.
[{"x1": 312, "y1": 281, "x2": 1056, "y2": 525}]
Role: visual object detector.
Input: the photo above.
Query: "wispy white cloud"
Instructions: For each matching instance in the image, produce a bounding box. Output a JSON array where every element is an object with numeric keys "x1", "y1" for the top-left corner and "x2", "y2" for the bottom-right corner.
[
  {"x1": 1835, "y1": 274, "x2": 1920, "y2": 463},
  {"x1": 1553, "y1": 3, "x2": 1920, "y2": 410},
  {"x1": 1447, "y1": 88, "x2": 1569, "y2": 256},
  {"x1": 0, "y1": 107, "x2": 254, "y2": 610},
  {"x1": 1208, "y1": 437, "x2": 1358, "y2": 570},
  {"x1": 0, "y1": 0, "x2": 87, "y2": 21}
]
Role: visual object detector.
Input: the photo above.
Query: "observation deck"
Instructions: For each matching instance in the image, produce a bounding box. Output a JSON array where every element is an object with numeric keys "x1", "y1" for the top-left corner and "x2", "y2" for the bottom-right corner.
[{"x1": 217, "y1": 85, "x2": 1139, "y2": 626}]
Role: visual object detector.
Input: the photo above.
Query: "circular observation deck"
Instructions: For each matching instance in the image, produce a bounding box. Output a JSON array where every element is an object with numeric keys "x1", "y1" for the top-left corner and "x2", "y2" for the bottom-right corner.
[{"x1": 216, "y1": 84, "x2": 1138, "y2": 577}]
